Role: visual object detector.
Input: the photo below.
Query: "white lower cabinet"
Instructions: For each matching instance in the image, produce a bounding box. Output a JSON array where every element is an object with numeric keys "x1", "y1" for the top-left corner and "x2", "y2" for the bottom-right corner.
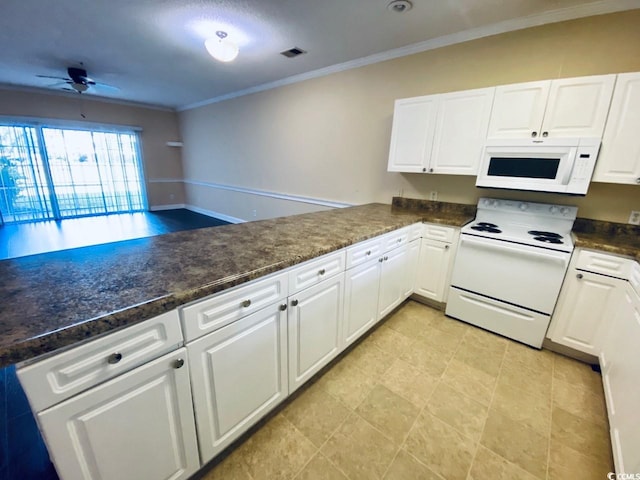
[
  {"x1": 601, "y1": 282, "x2": 640, "y2": 474},
  {"x1": 343, "y1": 257, "x2": 382, "y2": 347},
  {"x1": 288, "y1": 273, "x2": 345, "y2": 392},
  {"x1": 37, "y1": 348, "x2": 199, "y2": 480},
  {"x1": 187, "y1": 302, "x2": 288, "y2": 464},
  {"x1": 403, "y1": 238, "x2": 421, "y2": 298},
  {"x1": 378, "y1": 244, "x2": 410, "y2": 319},
  {"x1": 548, "y1": 249, "x2": 633, "y2": 355},
  {"x1": 414, "y1": 238, "x2": 453, "y2": 302}
]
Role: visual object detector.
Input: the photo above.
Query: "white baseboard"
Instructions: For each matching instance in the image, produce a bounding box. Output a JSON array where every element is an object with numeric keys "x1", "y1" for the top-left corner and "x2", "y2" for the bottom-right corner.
[
  {"x1": 149, "y1": 204, "x2": 186, "y2": 211},
  {"x1": 184, "y1": 204, "x2": 246, "y2": 224}
]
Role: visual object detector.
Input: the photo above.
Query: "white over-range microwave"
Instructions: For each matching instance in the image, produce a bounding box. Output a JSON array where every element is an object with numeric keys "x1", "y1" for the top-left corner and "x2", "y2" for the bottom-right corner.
[{"x1": 475, "y1": 137, "x2": 601, "y2": 195}]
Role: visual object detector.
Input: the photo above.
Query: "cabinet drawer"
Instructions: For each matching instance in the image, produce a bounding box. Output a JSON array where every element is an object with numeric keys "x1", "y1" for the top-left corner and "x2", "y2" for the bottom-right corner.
[
  {"x1": 181, "y1": 271, "x2": 288, "y2": 343},
  {"x1": 17, "y1": 310, "x2": 183, "y2": 412},
  {"x1": 289, "y1": 250, "x2": 345, "y2": 294},
  {"x1": 381, "y1": 226, "x2": 411, "y2": 252},
  {"x1": 410, "y1": 222, "x2": 423, "y2": 241},
  {"x1": 575, "y1": 250, "x2": 634, "y2": 279},
  {"x1": 423, "y1": 223, "x2": 455, "y2": 243},
  {"x1": 346, "y1": 237, "x2": 383, "y2": 270}
]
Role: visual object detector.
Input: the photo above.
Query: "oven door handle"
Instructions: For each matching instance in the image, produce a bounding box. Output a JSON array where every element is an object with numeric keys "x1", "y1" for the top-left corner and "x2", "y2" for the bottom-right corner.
[{"x1": 459, "y1": 235, "x2": 570, "y2": 266}]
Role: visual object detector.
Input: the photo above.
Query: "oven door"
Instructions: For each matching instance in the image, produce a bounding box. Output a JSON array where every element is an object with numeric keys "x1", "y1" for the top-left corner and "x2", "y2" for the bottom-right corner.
[
  {"x1": 476, "y1": 145, "x2": 576, "y2": 193},
  {"x1": 450, "y1": 235, "x2": 570, "y2": 314}
]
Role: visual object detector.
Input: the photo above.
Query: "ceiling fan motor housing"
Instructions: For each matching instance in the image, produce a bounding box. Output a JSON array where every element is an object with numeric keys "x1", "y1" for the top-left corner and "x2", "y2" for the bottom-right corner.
[{"x1": 68, "y1": 67, "x2": 95, "y2": 85}]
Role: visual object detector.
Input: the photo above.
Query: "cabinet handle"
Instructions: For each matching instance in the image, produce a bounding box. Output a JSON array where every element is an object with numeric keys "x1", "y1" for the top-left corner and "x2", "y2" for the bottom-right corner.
[
  {"x1": 422, "y1": 167, "x2": 427, "y2": 172},
  {"x1": 576, "y1": 273, "x2": 583, "y2": 279},
  {"x1": 173, "y1": 358, "x2": 184, "y2": 369},
  {"x1": 107, "y1": 352, "x2": 123, "y2": 364},
  {"x1": 636, "y1": 177, "x2": 640, "y2": 184},
  {"x1": 365, "y1": 250, "x2": 371, "y2": 256},
  {"x1": 291, "y1": 299, "x2": 299, "y2": 307},
  {"x1": 241, "y1": 299, "x2": 252, "y2": 308},
  {"x1": 397, "y1": 238, "x2": 402, "y2": 243},
  {"x1": 542, "y1": 131, "x2": 549, "y2": 137},
  {"x1": 531, "y1": 131, "x2": 538, "y2": 138},
  {"x1": 378, "y1": 258, "x2": 384, "y2": 263},
  {"x1": 445, "y1": 245, "x2": 450, "y2": 250},
  {"x1": 279, "y1": 303, "x2": 287, "y2": 311},
  {"x1": 384, "y1": 256, "x2": 389, "y2": 261},
  {"x1": 429, "y1": 168, "x2": 434, "y2": 173},
  {"x1": 318, "y1": 268, "x2": 326, "y2": 275}
]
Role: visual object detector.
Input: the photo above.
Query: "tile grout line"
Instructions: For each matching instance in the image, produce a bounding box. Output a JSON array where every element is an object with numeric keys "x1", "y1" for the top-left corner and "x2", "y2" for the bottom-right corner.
[{"x1": 546, "y1": 356, "x2": 557, "y2": 480}]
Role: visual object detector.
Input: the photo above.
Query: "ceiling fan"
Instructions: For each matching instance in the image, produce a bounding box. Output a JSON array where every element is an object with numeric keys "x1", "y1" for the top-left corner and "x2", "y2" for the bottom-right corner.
[{"x1": 37, "y1": 66, "x2": 119, "y2": 94}]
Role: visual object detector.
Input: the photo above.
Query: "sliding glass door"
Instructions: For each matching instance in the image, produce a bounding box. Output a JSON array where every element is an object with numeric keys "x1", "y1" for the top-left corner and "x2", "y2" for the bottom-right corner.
[{"x1": 0, "y1": 123, "x2": 146, "y2": 224}]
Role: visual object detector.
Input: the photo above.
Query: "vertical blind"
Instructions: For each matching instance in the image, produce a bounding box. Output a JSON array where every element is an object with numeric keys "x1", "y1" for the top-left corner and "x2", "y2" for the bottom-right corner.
[{"x1": 0, "y1": 123, "x2": 146, "y2": 224}]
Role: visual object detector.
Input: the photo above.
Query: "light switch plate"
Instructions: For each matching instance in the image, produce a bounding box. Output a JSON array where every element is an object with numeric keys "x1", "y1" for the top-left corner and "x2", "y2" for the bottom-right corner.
[{"x1": 629, "y1": 211, "x2": 640, "y2": 225}]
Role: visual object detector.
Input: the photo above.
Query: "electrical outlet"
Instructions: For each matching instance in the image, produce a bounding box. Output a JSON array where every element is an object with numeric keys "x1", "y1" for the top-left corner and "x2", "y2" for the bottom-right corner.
[
  {"x1": 429, "y1": 191, "x2": 438, "y2": 201},
  {"x1": 629, "y1": 210, "x2": 640, "y2": 225},
  {"x1": 169, "y1": 193, "x2": 175, "y2": 200}
]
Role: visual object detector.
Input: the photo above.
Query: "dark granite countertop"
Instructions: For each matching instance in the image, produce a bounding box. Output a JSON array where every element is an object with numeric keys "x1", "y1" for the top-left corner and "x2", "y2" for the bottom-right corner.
[
  {"x1": 0, "y1": 202, "x2": 473, "y2": 368},
  {"x1": 572, "y1": 218, "x2": 640, "y2": 261}
]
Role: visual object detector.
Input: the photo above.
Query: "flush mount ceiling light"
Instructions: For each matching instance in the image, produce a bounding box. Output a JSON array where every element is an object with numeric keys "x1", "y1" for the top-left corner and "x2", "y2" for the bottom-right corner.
[
  {"x1": 387, "y1": 0, "x2": 413, "y2": 13},
  {"x1": 205, "y1": 31, "x2": 239, "y2": 62}
]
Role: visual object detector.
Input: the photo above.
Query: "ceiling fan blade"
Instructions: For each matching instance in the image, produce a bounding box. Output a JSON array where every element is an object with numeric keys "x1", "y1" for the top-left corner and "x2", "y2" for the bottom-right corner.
[
  {"x1": 46, "y1": 81, "x2": 71, "y2": 88},
  {"x1": 37, "y1": 74, "x2": 69, "y2": 81},
  {"x1": 92, "y1": 82, "x2": 120, "y2": 92}
]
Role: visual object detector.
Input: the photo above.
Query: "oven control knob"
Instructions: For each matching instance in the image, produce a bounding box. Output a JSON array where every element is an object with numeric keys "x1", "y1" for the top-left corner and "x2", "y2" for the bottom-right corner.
[
  {"x1": 560, "y1": 207, "x2": 570, "y2": 215},
  {"x1": 518, "y1": 203, "x2": 528, "y2": 211},
  {"x1": 549, "y1": 206, "x2": 559, "y2": 214}
]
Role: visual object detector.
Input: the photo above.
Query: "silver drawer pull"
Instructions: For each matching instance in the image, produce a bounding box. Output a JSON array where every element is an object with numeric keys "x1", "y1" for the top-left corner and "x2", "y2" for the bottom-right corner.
[
  {"x1": 445, "y1": 245, "x2": 450, "y2": 250},
  {"x1": 291, "y1": 299, "x2": 299, "y2": 307},
  {"x1": 397, "y1": 238, "x2": 402, "y2": 243},
  {"x1": 379, "y1": 258, "x2": 384, "y2": 263},
  {"x1": 384, "y1": 256, "x2": 389, "y2": 261},
  {"x1": 173, "y1": 358, "x2": 184, "y2": 369},
  {"x1": 279, "y1": 303, "x2": 287, "y2": 311},
  {"x1": 318, "y1": 268, "x2": 326, "y2": 275},
  {"x1": 107, "y1": 352, "x2": 123, "y2": 365},
  {"x1": 241, "y1": 299, "x2": 252, "y2": 308},
  {"x1": 576, "y1": 273, "x2": 583, "y2": 279},
  {"x1": 365, "y1": 250, "x2": 371, "y2": 256}
]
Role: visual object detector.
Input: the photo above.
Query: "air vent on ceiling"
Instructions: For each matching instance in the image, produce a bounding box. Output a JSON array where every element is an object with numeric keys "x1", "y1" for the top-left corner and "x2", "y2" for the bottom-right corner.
[{"x1": 280, "y1": 47, "x2": 307, "y2": 58}]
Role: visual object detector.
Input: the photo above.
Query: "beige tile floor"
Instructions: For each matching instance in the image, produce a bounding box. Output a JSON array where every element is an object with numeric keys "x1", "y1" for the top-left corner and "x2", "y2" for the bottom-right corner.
[{"x1": 201, "y1": 300, "x2": 613, "y2": 480}]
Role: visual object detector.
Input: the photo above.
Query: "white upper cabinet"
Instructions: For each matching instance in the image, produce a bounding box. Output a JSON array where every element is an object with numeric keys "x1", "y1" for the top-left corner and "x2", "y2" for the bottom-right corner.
[
  {"x1": 487, "y1": 74, "x2": 615, "y2": 139},
  {"x1": 593, "y1": 72, "x2": 640, "y2": 184},
  {"x1": 388, "y1": 87, "x2": 495, "y2": 175},
  {"x1": 387, "y1": 95, "x2": 439, "y2": 173}
]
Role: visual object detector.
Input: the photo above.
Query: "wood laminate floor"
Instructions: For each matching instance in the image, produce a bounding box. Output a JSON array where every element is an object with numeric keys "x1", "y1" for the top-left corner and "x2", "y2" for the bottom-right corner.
[{"x1": 0, "y1": 209, "x2": 229, "y2": 260}]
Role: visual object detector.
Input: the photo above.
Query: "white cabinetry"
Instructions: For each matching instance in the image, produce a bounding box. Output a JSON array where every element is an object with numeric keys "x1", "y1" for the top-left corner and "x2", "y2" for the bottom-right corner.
[
  {"x1": 388, "y1": 87, "x2": 495, "y2": 175},
  {"x1": 487, "y1": 74, "x2": 615, "y2": 139},
  {"x1": 601, "y1": 279, "x2": 640, "y2": 474},
  {"x1": 38, "y1": 348, "x2": 199, "y2": 480},
  {"x1": 17, "y1": 311, "x2": 199, "y2": 480},
  {"x1": 288, "y1": 274, "x2": 345, "y2": 392},
  {"x1": 414, "y1": 224, "x2": 458, "y2": 303},
  {"x1": 548, "y1": 249, "x2": 631, "y2": 355},
  {"x1": 343, "y1": 257, "x2": 381, "y2": 347},
  {"x1": 378, "y1": 244, "x2": 410, "y2": 319},
  {"x1": 188, "y1": 303, "x2": 288, "y2": 463},
  {"x1": 593, "y1": 72, "x2": 640, "y2": 184}
]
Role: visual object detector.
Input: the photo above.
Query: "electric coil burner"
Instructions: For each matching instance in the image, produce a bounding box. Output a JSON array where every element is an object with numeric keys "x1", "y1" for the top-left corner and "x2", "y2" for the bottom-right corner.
[{"x1": 445, "y1": 197, "x2": 578, "y2": 348}]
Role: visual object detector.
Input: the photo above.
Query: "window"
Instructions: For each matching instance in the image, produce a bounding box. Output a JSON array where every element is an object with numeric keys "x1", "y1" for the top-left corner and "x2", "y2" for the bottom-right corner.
[{"x1": 0, "y1": 122, "x2": 146, "y2": 224}]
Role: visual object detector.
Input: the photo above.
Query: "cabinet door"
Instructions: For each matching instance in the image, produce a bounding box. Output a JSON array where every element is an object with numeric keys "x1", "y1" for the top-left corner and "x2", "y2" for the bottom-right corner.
[
  {"x1": 430, "y1": 87, "x2": 495, "y2": 175},
  {"x1": 187, "y1": 303, "x2": 288, "y2": 463},
  {"x1": 288, "y1": 274, "x2": 345, "y2": 392},
  {"x1": 414, "y1": 238, "x2": 452, "y2": 303},
  {"x1": 343, "y1": 259, "x2": 381, "y2": 348},
  {"x1": 603, "y1": 284, "x2": 640, "y2": 474},
  {"x1": 593, "y1": 72, "x2": 640, "y2": 184},
  {"x1": 549, "y1": 270, "x2": 625, "y2": 355},
  {"x1": 38, "y1": 348, "x2": 199, "y2": 480},
  {"x1": 486, "y1": 80, "x2": 549, "y2": 139},
  {"x1": 377, "y1": 245, "x2": 409, "y2": 320},
  {"x1": 403, "y1": 238, "x2": 421, "y2": 298},
  {"x1": 541, "y1": 74, "x2": 615, "y2": 138},
  {"x1": 387, "y1": 95, "x2": 439, "y2": 173}
]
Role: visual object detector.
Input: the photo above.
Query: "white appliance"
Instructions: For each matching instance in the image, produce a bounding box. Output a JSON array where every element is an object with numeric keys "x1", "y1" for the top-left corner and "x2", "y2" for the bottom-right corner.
[
  {"x1": 476, "y1": 137, "x2": 600, "y2": 195},
  {"x1": 445, "y1": 197, "x2": 578, "y2": 348}
]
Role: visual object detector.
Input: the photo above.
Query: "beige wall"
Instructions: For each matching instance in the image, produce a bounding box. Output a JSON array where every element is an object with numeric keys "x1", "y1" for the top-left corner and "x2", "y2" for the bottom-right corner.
[
  {"x1": 179, "y1": 10, "x2": 640, "y2": 223},
  {"x1": 0, "y1": 89, "x2": 185, "y2": 208}
]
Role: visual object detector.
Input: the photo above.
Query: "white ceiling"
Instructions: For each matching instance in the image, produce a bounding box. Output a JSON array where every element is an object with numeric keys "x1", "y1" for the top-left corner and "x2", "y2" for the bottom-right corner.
[{"x1": 0, "y1": 0, "x2": 637, "y2": 110}]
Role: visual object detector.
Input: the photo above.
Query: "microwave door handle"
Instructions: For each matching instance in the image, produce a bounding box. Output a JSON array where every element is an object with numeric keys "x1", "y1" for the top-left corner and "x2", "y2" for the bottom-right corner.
[{"x1": 560, "y1": 147, "x2": 578, "y2": 184}]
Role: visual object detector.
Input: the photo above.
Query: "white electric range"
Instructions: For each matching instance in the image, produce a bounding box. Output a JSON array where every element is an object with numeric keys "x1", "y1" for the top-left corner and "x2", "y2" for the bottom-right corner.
[{"x1": 445, "y1": 197, "x2": 578, "y2": 348}]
